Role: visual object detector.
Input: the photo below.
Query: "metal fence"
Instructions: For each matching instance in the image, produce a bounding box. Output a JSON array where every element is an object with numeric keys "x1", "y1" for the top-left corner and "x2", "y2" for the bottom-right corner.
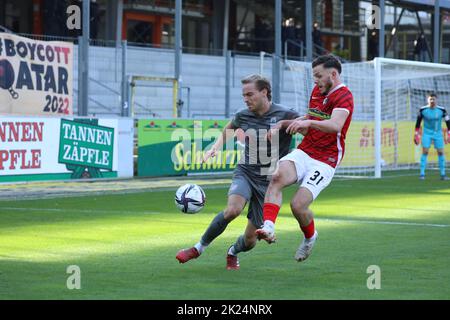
[{"x1": 15, "y1": 32, "x2": 314, "y2": 119}]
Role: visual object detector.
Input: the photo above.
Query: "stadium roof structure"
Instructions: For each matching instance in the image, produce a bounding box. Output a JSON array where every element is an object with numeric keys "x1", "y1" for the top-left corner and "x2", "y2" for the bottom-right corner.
[{"x1": 390, "y1": 0, "x2": 450, "y2": 10}]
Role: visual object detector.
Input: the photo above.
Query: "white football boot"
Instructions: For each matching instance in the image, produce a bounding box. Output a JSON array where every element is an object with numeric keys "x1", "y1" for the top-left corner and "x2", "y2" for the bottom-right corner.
[
  {"x1": 294, "y1": 230, "x2": 318, "y2": 262},
  {"x1": 255, "y1": 220, "x2": 277, "y2": 244}
]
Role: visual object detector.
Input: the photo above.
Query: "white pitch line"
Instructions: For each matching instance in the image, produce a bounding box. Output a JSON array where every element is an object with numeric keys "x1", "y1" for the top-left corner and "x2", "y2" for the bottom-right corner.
[
  {"x1": 317, "y1": 218, "x2": 449, "y2": 228},
  {"x1": 0, "y1": 183, "x2": 232, "y2": 201},
  {"x1": 1, "y1": 207, "x2": 162, "y2": 215},
  {"x1": 2, "y1": 207, "x2": 449, "y2": 228}
]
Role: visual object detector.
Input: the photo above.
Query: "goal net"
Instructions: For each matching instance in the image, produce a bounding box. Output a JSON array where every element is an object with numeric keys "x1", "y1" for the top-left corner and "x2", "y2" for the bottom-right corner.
[{"x1": 285, "y1": 57, "x2": 450, "y2": 178}]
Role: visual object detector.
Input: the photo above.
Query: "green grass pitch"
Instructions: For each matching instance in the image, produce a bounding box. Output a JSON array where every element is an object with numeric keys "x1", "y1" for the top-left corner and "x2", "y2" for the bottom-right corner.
[{"x1": 0, "y1": 174, "x2": 449, "y2": 300}]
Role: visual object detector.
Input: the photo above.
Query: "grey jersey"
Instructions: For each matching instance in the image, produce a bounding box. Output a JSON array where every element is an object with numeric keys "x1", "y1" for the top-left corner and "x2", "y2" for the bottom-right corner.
[{"x1": 231, "y1": 103, "x2": 299, "y2": 182}]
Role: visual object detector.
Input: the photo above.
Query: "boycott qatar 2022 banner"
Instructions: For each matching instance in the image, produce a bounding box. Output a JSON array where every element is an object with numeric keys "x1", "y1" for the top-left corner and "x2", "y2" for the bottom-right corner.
[{"x1": 0, "y1": 32, "x2": 73, "y2": 116}]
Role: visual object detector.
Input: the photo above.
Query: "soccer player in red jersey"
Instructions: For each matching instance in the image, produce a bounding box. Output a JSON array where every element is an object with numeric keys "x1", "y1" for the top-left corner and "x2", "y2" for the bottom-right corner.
[{"x1": 256, "y1": 54, "x2": 354, "y2": 262}]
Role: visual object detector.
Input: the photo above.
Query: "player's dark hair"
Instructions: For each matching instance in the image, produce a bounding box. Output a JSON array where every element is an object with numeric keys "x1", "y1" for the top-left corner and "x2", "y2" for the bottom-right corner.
[
  {"x1": 312, "y1": 54, "x2": 342, "y2": 74},
  {"x1": 241, "y1": 74, "x2": 272, "y2": 101},
  {"x1": 428, "y1": 93, "x2": 437, "y2": 98}
]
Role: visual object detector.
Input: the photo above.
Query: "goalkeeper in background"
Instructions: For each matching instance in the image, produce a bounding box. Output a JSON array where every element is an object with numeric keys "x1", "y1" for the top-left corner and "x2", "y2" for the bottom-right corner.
[{"x1": 414, "y1": 93, "x2": 450, "y2": 180}]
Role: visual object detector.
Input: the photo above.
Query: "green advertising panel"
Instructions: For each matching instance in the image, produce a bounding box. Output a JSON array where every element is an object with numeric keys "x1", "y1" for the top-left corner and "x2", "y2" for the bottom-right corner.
[
  {"x1": 59, "y1": 119, "x2": 115, "y2": 171},
  {"x1": 138, "y1": 119, "x2": 303, "y2": 177},
  {"x1": 138, "y1": 119, "x2": 243, "y2": 177}
]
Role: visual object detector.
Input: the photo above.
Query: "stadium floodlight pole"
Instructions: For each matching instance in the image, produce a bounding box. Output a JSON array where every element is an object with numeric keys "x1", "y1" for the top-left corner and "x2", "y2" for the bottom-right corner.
[
  {"x1": 225, "y1": 50, "x2": 231, "y2": 118},
  {"x1": 305, "y1": 0, "x2": 312, "y2": 61},
  {"x1": 175, "y1": 0, "x2": 182, "y2": 118},
  {"x1": 434, "y1": 0, "x2": 440, "y2": 63},
  {"x1": 223, "y1": 0, "x2": 230, "y2": 57},
  {"x1": 77, "y1": 36, "x2": 83, "y2": 116},
  {"x1": 80, "y1": 0, "x2": 90, "y2": 116},
  {"x1": 374, "y1": 58, "x2": 382, "y2": 178},
  {"x1": 340, "y1": 0, "x2": 344, "y2": 50},
  {"x1": 121, "y1": 40, "x2": 129, "y2": 117},
  {"x1": 116, "y1": 0, "x2": 123, "y2": 48},
  {"x1": 113, "y1": 0, "x2": 123, "y2": 83},
  {"x1": 272, "y1": 0, "x2": 281, "y2": 104},
  {"x1": 378, "y1": 0, "x2": 385, "y2": 58}
]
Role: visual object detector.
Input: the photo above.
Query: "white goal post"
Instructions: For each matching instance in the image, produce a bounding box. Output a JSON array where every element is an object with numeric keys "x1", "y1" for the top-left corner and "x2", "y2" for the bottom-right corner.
[{"x1": 285, "y1": 57, "x2": 450, "y2": 178}]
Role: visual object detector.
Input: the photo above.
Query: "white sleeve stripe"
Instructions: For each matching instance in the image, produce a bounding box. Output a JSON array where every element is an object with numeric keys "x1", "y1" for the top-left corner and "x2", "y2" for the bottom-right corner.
[{"x1": 334, "y1": 108, "x2": 350, "y2": 114}]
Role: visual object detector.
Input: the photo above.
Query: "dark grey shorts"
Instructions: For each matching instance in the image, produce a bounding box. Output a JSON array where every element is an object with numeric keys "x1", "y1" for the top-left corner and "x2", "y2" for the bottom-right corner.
[{"x1": 227, "y1": 168, "x2": 269, "y2": 228}]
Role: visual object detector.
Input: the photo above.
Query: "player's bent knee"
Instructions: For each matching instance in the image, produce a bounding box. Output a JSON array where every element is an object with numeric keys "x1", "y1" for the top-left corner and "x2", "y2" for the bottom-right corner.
[
  {"x1": 270, "y1": 170, "x2": 292, "y2": 188},
  {"x1": 270, "y1": 171, "x2": 284, "y2": 185},
  {"x1": 290, "y1": 199, "x2": 309, "y2": 215},
  {"x1": 224, "y1": 206, "x2": 242, "y2": 219}
]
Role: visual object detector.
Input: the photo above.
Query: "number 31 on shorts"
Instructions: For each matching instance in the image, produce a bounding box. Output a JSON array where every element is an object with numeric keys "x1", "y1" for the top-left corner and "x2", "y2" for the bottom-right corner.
[{"x1": 308, "y1": 170, "x2": 324, "y2": 185}]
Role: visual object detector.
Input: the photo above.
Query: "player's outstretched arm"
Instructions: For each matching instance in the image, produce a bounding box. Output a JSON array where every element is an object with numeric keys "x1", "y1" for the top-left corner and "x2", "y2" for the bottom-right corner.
[
  {"x1": 203, "y1": 121, "x2": 235, "y2": 162},
  {"x1": 414, "y1": 111, "x2": 423, "y2": 145},
  {"x1": 266, "y1": 116, "x2": 308, "y2": 141},
  {"x1": 286, "y1": 110, "x2": 349, "y2": 134},
  {"x1": 266, "y1": 120, "x2": 293, "y2": 142}
]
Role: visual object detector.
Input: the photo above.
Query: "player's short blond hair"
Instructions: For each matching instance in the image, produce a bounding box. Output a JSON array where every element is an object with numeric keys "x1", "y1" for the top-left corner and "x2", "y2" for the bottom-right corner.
[{"x1": 241, "y1": 74, "x2": 272, "y2": 101}]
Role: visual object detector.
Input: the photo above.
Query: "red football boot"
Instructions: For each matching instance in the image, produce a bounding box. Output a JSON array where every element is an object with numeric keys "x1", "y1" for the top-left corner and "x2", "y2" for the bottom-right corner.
[{"x1": 176, "y1": 247, "x2": 200, "y2": 263}]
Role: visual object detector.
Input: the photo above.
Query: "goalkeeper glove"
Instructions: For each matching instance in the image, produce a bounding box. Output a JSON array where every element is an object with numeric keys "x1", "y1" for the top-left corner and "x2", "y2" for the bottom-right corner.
[
  {"x1": 414, "y1": 128, "x2": 421, "y2": 146},
  {"x1": 447, "y1": 130, "x2": 450, "y2": 143}
]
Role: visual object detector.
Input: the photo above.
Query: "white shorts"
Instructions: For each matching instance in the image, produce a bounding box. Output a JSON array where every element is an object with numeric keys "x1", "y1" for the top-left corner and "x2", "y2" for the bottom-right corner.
[{"x1": 279, "y1": 149, "x2": 335, "y2": 200}]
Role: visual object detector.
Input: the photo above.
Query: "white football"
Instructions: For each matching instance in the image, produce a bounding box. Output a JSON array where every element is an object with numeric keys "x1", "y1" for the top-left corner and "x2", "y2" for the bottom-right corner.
[{"x1": 175, "y1": 184, "x2": 206, "y2": 214}]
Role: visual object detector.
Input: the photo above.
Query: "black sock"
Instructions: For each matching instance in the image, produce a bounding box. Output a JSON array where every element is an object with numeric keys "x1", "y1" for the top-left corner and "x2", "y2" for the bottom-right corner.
[{"x1": 200, "y1": 211, "x2": 229, "y2": 246}]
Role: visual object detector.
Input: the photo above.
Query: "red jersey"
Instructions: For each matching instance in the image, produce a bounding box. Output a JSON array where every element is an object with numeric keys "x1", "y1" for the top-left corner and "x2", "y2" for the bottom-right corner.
[{"x1": 298, "y1": 84, "x2": 354, "y2": 168}]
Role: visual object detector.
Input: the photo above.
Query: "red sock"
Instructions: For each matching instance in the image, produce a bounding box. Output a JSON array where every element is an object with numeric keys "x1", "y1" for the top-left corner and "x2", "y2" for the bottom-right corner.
[
  {"x1": 301, "y1": 219, "x2": 315, "y2": 239},
  {"x1": 263, "y1": 203, "x2": 280, "y2": 223}
]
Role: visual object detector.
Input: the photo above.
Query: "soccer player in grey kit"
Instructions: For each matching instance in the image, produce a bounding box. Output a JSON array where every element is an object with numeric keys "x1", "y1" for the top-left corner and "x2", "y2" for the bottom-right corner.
[{"x1": 176, "y1": 74, "x2": 300, "y2": 269}]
